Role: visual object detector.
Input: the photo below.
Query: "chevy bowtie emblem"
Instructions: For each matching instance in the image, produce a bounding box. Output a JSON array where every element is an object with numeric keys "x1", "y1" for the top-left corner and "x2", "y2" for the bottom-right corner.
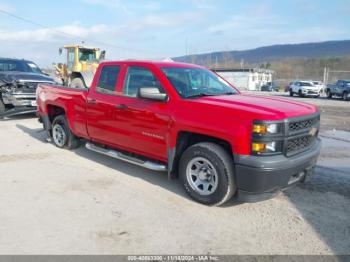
[{"x1": 309, "y1": 127, "x2": 317, "y2": 136}]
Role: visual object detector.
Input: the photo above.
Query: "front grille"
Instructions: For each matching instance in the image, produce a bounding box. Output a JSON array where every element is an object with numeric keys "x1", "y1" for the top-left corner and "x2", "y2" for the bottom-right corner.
[
  {"x1": 287, "y1": 135, "x2": 314, "y2": 155},
  {"x1": 289, "y1": 117, "x2": 317, "y2": 132},
  {"x1": 25, "y1": 83, "x2": 38, "y2": 89}
]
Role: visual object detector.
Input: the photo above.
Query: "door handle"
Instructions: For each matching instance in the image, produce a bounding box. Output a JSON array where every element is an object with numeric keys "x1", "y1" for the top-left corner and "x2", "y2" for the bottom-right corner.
[
  {"x1": 87, "y1": 98, "x2": 97, "y2": 105},
  {"x1": 115, "y1": 104, "x2": 128, "y2": 110}
]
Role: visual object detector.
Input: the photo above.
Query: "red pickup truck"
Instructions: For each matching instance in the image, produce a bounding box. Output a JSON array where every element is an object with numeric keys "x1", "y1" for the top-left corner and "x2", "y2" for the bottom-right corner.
[{"x1": 36, "y1": 60, "x2": 321, "y2": 206}]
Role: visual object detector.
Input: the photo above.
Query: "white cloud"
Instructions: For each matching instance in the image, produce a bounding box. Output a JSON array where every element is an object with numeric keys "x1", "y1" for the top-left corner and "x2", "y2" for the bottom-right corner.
[
  {"x1": 0, "y1": 22, "x2": 111, "y2": 42},
  {"x1": 0, "y1": 2, "x2": 15, "y2": 12},
  {"x1": 82, "y1": 0, "x2": 133, "y2": 15}
]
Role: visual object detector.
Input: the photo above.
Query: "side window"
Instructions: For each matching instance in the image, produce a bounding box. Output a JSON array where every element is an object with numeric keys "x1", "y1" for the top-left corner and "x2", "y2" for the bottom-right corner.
[
  {"x1": 96, "y1": 65, "x2": 120, "y2": 94},
  {"x1": 123, "y1": 66, "x2": 164, "y2": 97},
  {"x1": 67, "y1": 48, "x2": 75, "y2": 70}
]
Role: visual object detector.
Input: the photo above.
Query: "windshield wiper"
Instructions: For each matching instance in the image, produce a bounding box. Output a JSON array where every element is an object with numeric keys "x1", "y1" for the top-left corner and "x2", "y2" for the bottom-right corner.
[
  {"x1": 185, "y1": 92, "x2": 236, "y2": 98},
  {"x1": 220, "y1": 92, "x2": 236, "y2": 95},
  {"x1": 185, "y1": 93, "x2": 218, "y2": 99}
]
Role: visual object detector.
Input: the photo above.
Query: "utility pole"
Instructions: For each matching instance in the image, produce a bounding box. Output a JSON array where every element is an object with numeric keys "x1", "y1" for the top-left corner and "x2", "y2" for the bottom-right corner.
[{"x1": 185, "y1": 37, "x2": 188, "y2": 56}]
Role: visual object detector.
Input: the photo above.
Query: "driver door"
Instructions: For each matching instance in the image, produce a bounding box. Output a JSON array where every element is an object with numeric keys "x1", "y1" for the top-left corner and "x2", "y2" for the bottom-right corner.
[{"x1": 112, "y1": 65, "x2": 171, "y2": 162}]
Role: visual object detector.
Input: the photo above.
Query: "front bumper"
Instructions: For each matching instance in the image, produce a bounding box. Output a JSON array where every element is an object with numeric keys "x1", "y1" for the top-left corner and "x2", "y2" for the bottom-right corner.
[
  {"x1": 2, "y1": 93, "x2": 37, "y2": 107},
  {"x1": 301, "y1": 89, "x2": 320, "y2": 96},
  {"x1": 234, "y1": 138, "x2": 321, "y2": 202}
]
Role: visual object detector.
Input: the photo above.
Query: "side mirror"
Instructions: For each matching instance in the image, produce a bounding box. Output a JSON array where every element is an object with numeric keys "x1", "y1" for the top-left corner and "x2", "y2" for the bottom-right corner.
[
  {"x1": 99, "y1": 50, "x2": 106, "y2": 61},
  {"x1": 139, "y1": 87, "x2": 167, "y2": 101},
  {"x1": 59, "y1": 47, "x2": 63, "y2": 55}
]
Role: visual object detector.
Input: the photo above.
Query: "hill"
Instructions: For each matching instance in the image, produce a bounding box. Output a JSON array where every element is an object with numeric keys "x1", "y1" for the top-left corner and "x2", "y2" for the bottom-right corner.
[{"x1": 173, "y1": 40, "x2": 350, "y2": 65}]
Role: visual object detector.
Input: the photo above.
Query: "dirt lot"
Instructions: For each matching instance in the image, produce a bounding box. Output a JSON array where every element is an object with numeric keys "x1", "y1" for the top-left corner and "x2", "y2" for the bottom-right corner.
[{"x1": 0, "y1": 94, "x2": 349, "y2": 255}]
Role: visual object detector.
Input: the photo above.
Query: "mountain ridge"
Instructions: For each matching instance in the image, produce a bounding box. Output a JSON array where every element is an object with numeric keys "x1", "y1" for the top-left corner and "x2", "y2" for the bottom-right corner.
[{"x1": 173, "y1": 40, "x2": 350, "y2": 65}]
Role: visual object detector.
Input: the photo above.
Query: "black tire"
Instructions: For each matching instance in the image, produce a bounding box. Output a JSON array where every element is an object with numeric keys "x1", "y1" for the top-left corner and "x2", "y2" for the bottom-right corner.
[
  {"x1": 343, "y1": 92, "x2": 348, "y2": 101},
  {"x1": 70, "y1": 77, "x2": 86, "y2": 89},
  {"x1": 326, "y1": 90, "x2": 332, "y2": 98},
  {"x1": 179, "y1": 142, "x2": 236, "y2": 206},
  {"x1": 298, "y1": 89, "x2": 303, "y2": 97},
  {"x1": 51, "y1": 115, "x2": 80, "y2": 149},
  {"x1": 289, "y1": 89, "x2": 293, "y2": 96},
  {"x1": 0, "y1": 99, "x2": 5, "y2": 114}
]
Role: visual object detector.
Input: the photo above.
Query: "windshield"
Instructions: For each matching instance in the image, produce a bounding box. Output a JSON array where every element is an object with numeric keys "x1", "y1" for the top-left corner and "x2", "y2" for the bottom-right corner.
[
  {"x1": 161, "y1": 67, "x2": 237, "y2": 98},
  {"x1": 0, "y1": 60, "x2": 43, "y2": 74},
  {"x1": 300, "y1": 82, "x2": 313, "y2": 86},
  {"x1": 79, "y1": 49, "x2": 96, "y2": 62}
]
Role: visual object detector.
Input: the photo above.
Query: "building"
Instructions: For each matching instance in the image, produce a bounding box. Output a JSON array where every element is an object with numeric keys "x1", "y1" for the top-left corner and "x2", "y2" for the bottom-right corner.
[{"x1": 212, "y1": 68, "x2": 273, "y2": 91}]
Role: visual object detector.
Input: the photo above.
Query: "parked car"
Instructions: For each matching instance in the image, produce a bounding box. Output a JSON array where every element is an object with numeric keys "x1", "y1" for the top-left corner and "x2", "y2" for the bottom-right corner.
[
  {"x1": 311, "y1": 81, "x2": 325, "y2": 93},
  {"x1": 285, "y1": 82, "x2": 293, "y2": 92},
  {"x1": 289, "y1": 81, "x2": 321, "y2": 97},
  {"x1": 36, "y1": 60, "x2": 321, "y2": 206},
  {"x1": 261, "y1": 81, "x2": 279, "y2": 92},
  {"x1": 0, "y1": 58, "x2": 55, "y2": 116},
  {"x1": 326, "y1": 80, "x2": 350, "y2": 101}
]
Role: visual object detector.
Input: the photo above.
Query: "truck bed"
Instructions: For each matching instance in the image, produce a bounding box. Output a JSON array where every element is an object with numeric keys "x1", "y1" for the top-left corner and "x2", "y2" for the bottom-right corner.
[{"x1": 37, "y1": 84, "x2": 89, "y2": 138}]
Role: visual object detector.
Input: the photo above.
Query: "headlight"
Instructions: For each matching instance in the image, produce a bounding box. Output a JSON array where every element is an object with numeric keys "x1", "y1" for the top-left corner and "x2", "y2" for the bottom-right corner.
[
  {"x1": 252, "y1": 141, "x2": 282, "y2": 154},
  {"x1": 251, "y1": 121, "x2": 283, "y2": 155},
  {"x1": 252, "y1": 123, "x2": 280, "y2": 134}
]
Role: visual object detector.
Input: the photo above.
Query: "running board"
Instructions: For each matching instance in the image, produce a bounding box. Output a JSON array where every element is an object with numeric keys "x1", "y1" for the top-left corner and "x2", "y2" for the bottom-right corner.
[{"x1": 85, "y1": 142, "x2": 167, "y2": 172}]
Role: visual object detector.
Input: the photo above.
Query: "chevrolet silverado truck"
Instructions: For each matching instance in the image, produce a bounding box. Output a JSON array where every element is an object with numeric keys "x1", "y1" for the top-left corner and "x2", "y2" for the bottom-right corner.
[
  {"x1": 36, "y1": 61, "x2": 321, "y2": 206},
  {"x1": 0, "y1": 58, "x2": 55, "y2": 117},
  {"x1": 326, "y1": 80, "x2": 350, "y2": 101}
]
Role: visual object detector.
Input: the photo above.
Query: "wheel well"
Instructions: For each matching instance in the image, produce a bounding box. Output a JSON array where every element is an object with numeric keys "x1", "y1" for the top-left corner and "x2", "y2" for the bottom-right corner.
[
  {"x1": 170, "y1": 131, "x2": 233, "y2": 177},
  {"x1": 47, "y1": 105, "x2": 65, "y2": 124},
  {"x1": 70, "y1": 72, "x2": 83, "y2": 82}
]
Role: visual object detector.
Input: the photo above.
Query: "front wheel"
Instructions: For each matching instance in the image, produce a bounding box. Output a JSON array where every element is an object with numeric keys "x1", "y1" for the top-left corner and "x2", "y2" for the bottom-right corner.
[
  {"x1": 52, "y1": 115, "x2": 80, "y2": 149},
  {"x1": 298, "y1": 89, "x2": 304, "y2": 97},
  {"x1": 179, "y1": 142, "x2": 236, "y2": 206},
  {"x1": 70, "y1": 77, "x2": 86, "y2": 89},
  {"x1": 289, "y1": 89, "x2": 293, "y2": 96}
]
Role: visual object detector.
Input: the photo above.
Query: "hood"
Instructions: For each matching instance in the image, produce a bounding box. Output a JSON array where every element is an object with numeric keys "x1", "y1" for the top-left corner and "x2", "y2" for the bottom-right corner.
[
  {"x1": 187, "y1": 94, "x2": 318, "y2": 120},
  {"x1": 0, "y1": 71, "x2": 54, "y2": 84}
]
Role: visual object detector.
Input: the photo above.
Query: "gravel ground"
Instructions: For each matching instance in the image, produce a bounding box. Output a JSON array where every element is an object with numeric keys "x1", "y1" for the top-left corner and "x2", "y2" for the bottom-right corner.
[{"x1": 0, "y1": 95, "x2": 349, "y2": 254}]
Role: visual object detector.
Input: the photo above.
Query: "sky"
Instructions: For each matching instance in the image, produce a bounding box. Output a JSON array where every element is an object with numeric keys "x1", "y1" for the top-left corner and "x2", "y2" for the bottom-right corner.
[{"x1": 0, "y1": 0, "x2": 349, "y2": 67}]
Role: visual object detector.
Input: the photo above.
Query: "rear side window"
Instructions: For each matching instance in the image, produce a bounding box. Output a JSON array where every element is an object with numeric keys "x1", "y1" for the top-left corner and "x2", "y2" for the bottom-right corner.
[
  {"x1": 97, "y1": 65, "x2": 120, "y2": 94},
  {"x1": 123, "y1": 66, "x2": 163, "y2": 97}
]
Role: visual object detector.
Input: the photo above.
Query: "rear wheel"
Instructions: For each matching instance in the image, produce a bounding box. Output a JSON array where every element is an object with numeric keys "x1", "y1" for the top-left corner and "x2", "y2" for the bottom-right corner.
[
  {"x1": 52, "y1": 115, "x2": 80, "y2": 149},
  {"x1": 343, "y1": 92, "x2": 348, "y2": 101},
  {"x1": 289, "y1": 89, "x2": 293, "y2": 96},
  {"x1": 70, "y1": 77, "x2": 86, "y2": 89},
  {"x1": 326, "y1": 89, "x2": 332, "y2": 98},
  {"x1": 179, "y1": 142, "x2": 236, "y2": 206},
  {"x1": 0, "y1": 99, "x2": 5, "y2": 114}
]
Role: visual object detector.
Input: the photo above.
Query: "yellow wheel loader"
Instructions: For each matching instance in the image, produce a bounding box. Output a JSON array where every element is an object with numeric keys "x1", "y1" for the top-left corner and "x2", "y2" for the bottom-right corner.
[{"x1": 54, "y1": 44, "x2": 106, "y2": 88}]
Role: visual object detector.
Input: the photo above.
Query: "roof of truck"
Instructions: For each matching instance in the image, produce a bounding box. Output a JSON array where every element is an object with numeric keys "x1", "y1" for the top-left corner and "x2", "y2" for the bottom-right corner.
[{"x1": 101, "y1": 60, "x2": 205, "y2": 68}]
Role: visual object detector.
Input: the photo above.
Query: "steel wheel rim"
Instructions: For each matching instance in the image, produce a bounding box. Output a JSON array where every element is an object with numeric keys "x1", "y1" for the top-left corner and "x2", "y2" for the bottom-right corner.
[
  {"x1": 186, "y1": 157, "x2": 218, "y2": 196},
  {"x1": 52, "y1": 124, "x2": 67, "y2": 147}
]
